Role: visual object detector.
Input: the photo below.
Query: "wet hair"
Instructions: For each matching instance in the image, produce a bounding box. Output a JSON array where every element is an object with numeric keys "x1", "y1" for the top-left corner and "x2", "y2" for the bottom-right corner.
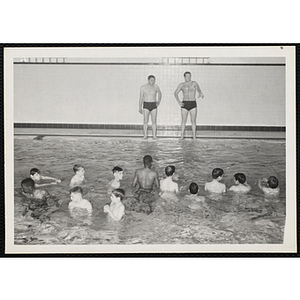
[
  {"x1": 73, "y1": 164, "x2": 84, "y2": 173},
  {"x1": 212, "y1": 168, "x2": 224, "y2": 179},
  {"x1": 165, "y1": 165, "x2": 175, "y2": 177},
  {"x1": 21, "y1": 178, "x2": 35, "y2": 188},
  {"x1": 234, "y1": 173, "x2": 246, "y2": 184},
  {"x1": 189, "y1": 182, "x2": 199, "y2": 195},
  {"x1": 112, "y1": 188, "x2": 125, "y2": 201},
  {"x1": 30, "y1": 168, "x2": 40, "y2": 175},
  {"x1": 143, "y1": 155, "x2": 153, "y2": 167},
  {"x1": 268, "y1": 176, "x2": 279, "y2": 189},
  {"x1": 184, "y1": 71, "x2": 191, "y2": 77},
  {"x1": 148, "y1": 75, "x2": 155, "y2": 80},
  {"x1": 70, "y1": 186, "x2": 83, "y2": 195},
  {"x1": 112, "y1": 166, "x2": 123, "y2": 173}
]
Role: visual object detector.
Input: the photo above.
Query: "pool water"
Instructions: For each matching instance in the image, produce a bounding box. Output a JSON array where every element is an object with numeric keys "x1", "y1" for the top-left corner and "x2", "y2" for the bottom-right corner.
[{"x1": 14, "y1": 136, "x2": 286, "y2": 245}]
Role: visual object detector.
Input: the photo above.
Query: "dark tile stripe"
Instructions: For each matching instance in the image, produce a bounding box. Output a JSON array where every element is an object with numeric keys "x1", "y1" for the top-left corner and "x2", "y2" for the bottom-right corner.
[{"x1": 14, "y1": 123, "x2": 286, "y2": 132}]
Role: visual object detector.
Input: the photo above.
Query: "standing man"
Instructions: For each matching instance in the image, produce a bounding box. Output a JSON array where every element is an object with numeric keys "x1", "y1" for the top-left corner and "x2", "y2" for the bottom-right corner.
[
  {"x1": 139, "y1": 75, "x2": 162, "y2": 139},
  {"x1": 174, "y1": 71, "x2": 204, "y2": 139}
]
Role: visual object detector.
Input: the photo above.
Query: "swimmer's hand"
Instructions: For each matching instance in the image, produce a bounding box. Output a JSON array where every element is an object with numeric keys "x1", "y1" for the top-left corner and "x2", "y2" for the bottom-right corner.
[
  {"x1": 139, "y1": 108, "x2": 143, "y2": 114},
  {"x1": 261, "y1": 178, "x2": 268, "y2": 183},
  {"x1": 198, "y1": 93, "x2": 204, "y2": 99},
  {"x1": 178, "y1": 101, "x2": 184, "y2": 107},
  {"x1": 55, "y1": 179, "x2": 61, "y2": 183},
  {"x1": 50, "y1": 182, "x2": 58, "y2": 185},
  {"x1": 103, "y1": 205, "x2": 110, "y2": 213}
]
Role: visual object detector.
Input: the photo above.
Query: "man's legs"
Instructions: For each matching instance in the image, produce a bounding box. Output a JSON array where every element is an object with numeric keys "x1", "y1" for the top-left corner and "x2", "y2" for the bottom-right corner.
[
  {"x1": 143, "y1": 109, "x2": 150, "y2": 139},
  {"x1": 150, "y1": 108, "x2": 158, "y2": 139},
  {"x1": 180, "y1": 108, "x2": 189, "y2": 139},
  {"x1": 190, "y1": 108, "x2": 197, "y2": 139}
]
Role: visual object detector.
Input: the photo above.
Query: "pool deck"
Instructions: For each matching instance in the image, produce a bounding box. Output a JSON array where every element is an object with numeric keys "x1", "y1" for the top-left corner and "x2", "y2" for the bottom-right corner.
[{"x1": 14, "y1": 128, "x2": 285, "y2": 139}]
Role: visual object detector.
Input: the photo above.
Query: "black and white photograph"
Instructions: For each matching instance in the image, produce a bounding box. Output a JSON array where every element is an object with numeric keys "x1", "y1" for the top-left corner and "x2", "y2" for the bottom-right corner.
[{"x1": 4, "y1": 45, "x2": 296, "y2": 254}]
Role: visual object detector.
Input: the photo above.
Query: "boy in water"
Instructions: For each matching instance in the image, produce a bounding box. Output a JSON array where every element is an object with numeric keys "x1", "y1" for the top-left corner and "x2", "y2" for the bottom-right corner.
[
  {"x1": 30, "y1": 167, "x2": 61, "y2": 187},
  {"x1": 184, "y1": 182, "x2": 205, "y2": 202},
  {"x1": 21, "y1": 178, "x2": 60, "y2": 221},
  {"x1": 70, "y1": 164, "x2": 86, "y2": 188},
  {"x1": 184, "y1": 182, "x2": 211, "y2": 217},
  {"x1": 229, "y1": 173, "x2": 251, "y2": 193},
  {"x1": 204, "y1": 168, "x2": 226, "y2": 194},
  {"x1": 258, "y1": 176, "x2": 280, "y2": 196},
  {"x1": 129, "y1": 155, "x2": 159, "y2": 214},
  {"x1": 104, "y1": 188, "x2": 125, "y2": 221},
  {"x1": 68, "y1": 186, "x2": 92, "y2": 218},
  {"x1": 108, "y1": 166, "x2": 123, "y2": 193},
  {"x1": 160, "y1": 165, "x2": 179, "y2": 193}
]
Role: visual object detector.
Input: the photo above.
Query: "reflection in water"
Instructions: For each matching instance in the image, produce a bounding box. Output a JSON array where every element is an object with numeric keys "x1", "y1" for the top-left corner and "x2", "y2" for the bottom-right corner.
[{"x1": 14, "y1": 137, "x2": 286, "y2": 245}]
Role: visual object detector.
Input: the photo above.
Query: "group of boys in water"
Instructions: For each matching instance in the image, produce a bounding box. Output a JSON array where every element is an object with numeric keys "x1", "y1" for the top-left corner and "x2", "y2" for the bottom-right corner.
[{"x1": 20, "y1": 154, "x2": 280, "y2": 223}]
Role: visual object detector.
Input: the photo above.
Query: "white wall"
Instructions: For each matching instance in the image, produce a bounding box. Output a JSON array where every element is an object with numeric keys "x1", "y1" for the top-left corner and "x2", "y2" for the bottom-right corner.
[{"x1": 14, "y1": 62, "x2": 285, "y2": 126}]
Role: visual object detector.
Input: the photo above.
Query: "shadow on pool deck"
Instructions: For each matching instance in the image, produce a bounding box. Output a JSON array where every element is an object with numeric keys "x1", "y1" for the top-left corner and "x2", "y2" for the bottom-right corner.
[{"x1": 14, "y1": 128, "x2": 285, "y2": 139}]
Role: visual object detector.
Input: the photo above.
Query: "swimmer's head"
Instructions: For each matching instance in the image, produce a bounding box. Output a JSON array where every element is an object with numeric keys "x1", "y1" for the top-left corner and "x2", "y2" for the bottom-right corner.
[
  {"x1": 73, "y1": 164, "x2": 85, "y2": 175},
  {"x1": 184, "y1": 71, "x2": 192, "y2": 81},
  {"x1": 143, "y1": 155, "x2": 153, "y2": 167},
  {"x1": 113, "y1": 166, "x2": 123, "y2": 180},
  {"x1": 69, "y1": 186, "x2": 83, "y2": 201},
  {"x1": 165, "y1": 165, "x2": 175, "y2": 177},
  {"x1": 212, "y1": 168, "x2": 224, "y2": 179},
  {"x1": 21, "y1": 178, "x2": 35, "y2": 194},
  {"x1": 111, "y1": 188, "x2": 125, "y2": 201},
  {"x1": 268, "y1": 176, "x2": 279, "y2": 189},
  {"x1": 30, "y1": 168, "x2": 42, "y2": 181},
  {"x1": 189, "y1": 182, "x2": 199, "y2": 195},
  {"x1": 70, "y1": 186, "x2": 83, "y2": 195},
  {"x1": 234, "y1": 173, "x2": 246, "y2": 184},
  {"x1": 148, "y1": 75, "x2": 156, "y2": 85}
]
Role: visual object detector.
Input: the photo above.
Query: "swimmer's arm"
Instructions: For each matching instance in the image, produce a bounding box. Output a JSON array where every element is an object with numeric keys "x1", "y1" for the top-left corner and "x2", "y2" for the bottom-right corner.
[
  {"x1": 86, "y1": 206, "x2": 93, "y2": 217},
  {"x1": 156, "y1": 85, "x2": 162, "y2": 106},
  {"x1": 35, "y1": 182, "x2": 57, "y2": 187},
  {"x1": 115, "y1": 205, "x2": 125, "y2": 221},
  {"x1": 175, "y1": 183, "x2": 179, "y2": 193},
  {"x1": 139, "y1": 87, "x2": 144, "y2": 113},
  {"x1": 174, "y1": 84, "x2": 183, "y2": 103},
  {"x1": 154, "y1": 172, "x2": 160, "y2": 189},
  {"x1": 104, "y1": 205, "x2": 123, "y2": 221},
  {"x1": 132, "y1": 170, "x2": 138, "y2": 187},
  {"x1": 196, "y1": 82, "x2": 204, "y2": 98},
  {"x1": 41, "y1": 175, "x2": 61, "y2": 183},
  {"x1": 222, "y1": 185, "x2": 227, "y2": 193},
  {"x1": 258, "y1": 179, "x2": 263, "y2": 190}
]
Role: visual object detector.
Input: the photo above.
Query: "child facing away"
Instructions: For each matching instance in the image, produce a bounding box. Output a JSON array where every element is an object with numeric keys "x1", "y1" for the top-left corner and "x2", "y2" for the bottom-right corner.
[
  {"x1": 159, "y1": 165, "x2": 179, "y2": 201},
  {"x1": 258, "y1": 176, "x2": 280, "y2": 196},
  {"x1": 103, "y1": 188, "x2": 125, "y2": 221},
  {"x1": 229, "y1": 173, "x2": 251, "y2": 193},
  {"x1": 30, "y1": 167, "x2": 61, "y2": 187},
  {"x1": 184, "y1": 182, "x2": 205, "y2": 202},
  {"x1": 108, "y1": 166, "x2": 124, "y2": 193},
  {"x1": 204, "y1": 168, "x2": 226, "y2": 194},
  {"x1": 70, "y1": 164, "x2": 87, "y2": 188},
  {"x1": 21, "y1": 178, "x2": 60, "y2": 221},
  {"x1": 68, "y1": 186, "x2": 92, "y2": 218}
]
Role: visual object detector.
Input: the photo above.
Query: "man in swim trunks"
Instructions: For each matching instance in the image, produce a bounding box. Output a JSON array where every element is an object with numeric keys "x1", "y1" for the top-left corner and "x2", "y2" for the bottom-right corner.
[
  {"x1": 128, "y1": 155, "x2": 160, "y2": 214},
  {"x1": 174, "y1": 71, "x2": 204, "y2": 139},
  {"x1": 139, "y1": 75, "x2": 162, "y2": 139}
]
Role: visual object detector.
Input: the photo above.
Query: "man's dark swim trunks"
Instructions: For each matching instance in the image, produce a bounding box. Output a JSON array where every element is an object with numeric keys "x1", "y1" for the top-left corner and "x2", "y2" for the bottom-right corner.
[
  {"x1": 182, "y1": 101, "x2": 197, "y2": 111},
  {"x1": 143, "y1": 102, "x2": 157, "y2": 112},
  {"x1": 125, "y1": 189, "x2": 156, "y2": 214}
]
